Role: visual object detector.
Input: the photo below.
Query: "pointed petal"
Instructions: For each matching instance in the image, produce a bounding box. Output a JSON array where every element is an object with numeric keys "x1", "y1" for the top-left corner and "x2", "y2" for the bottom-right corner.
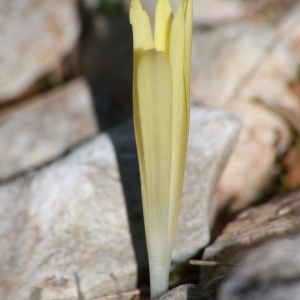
[
  {"x1": 130, "y1": 0, "x2": 153, "y2": 51},
  {"x1": 130, "y1": 0, "x2": 154, "y2": 223},
  {"x1": 154, "y1": 0, "x2": 173, "y2": 54},
  {"x1": 168, "y1": 0, "x2": 188, "y2": 250},
  {"x1": 137, "y1": 50, "x2": 173, "y2": 298}
]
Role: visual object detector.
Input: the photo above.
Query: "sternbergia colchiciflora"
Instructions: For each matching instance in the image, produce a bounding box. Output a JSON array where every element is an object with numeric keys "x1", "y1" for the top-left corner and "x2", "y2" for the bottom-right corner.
[{"x1": 129, "y1": 0, "x2": 193, "y2": 297}]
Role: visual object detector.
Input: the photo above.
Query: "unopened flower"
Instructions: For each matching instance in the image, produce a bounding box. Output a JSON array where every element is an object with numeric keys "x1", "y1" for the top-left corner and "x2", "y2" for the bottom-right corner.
[{"x1": 130, "y1": 0, "x2": 193, "y2": 297}]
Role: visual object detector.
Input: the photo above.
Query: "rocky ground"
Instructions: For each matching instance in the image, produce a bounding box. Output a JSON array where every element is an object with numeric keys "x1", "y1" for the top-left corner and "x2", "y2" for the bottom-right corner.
[{"x1": 1, "y1": 0, "x2": 300, "y2": 299}]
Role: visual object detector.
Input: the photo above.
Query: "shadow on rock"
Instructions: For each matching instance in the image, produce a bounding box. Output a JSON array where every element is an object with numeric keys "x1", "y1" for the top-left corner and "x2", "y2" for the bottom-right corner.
[{"x1": 108, "y1": 120, "x2": 150, "y2": 287}]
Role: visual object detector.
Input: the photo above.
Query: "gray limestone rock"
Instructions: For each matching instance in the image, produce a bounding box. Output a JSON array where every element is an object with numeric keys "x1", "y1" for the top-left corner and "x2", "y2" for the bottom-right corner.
[
  {"x1": 200, "y1": 191, "x2": 300, "y2": 297},
  {"x1": 0, "y1": 106, "x2": 240, "y2": 299},
  {"x1": 0, "y1": 79, "x2": 99, "y2": 181},
  {"x1": 160, "y1": 284, "x2": 214, "y2": 300},
  {"x1": 0, "y1": 0, "x2": 79, "y2": 100},
  {"x1": 219, "y1": 235, "x2": 300, "y2": 300}
]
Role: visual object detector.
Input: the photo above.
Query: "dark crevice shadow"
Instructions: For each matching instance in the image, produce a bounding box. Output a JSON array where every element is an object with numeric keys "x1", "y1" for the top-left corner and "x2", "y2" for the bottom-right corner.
[
  {"x1": 76, "y1": 0, "x2": 133, "y2": 130},
  {"x1": 87, "y1": 76, "x2": 133, "y2": 130},
  {"x1": 187, "y1": 284, "x2": 213, "y2": 300}
]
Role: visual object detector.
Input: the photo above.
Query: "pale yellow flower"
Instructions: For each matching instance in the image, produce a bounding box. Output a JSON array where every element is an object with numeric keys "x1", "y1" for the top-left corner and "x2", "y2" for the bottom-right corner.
[{"x1": 129, "y1": 0, "x2": 193, "y2": 297}]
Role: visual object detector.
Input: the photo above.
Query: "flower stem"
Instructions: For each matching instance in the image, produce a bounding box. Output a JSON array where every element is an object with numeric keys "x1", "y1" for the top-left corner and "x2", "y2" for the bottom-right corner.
[{"x1": 150, "y1": 262, "x2": 169, "y2": 298}]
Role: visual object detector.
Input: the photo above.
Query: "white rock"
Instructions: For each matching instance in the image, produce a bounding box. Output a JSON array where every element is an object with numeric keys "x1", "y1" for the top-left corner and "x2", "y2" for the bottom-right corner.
[
  {"x1": 0, "y1": 0, "x2": 79, "y2": 100},
  {"x1": 0, "y1": 79, "x2": 99, "y2": 181},
  {"x1": 0, "y1": 107, "x2": 240, "y2": 300},
  {"x1": 191, "y1": 23, "x2": 300, "y2": 212}
]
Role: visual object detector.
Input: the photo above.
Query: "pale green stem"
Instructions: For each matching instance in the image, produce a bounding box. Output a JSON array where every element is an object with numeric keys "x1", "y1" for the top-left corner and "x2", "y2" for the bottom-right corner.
[{"x1": 150, "y1": 262, "x2": 170, "y2": 298}]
